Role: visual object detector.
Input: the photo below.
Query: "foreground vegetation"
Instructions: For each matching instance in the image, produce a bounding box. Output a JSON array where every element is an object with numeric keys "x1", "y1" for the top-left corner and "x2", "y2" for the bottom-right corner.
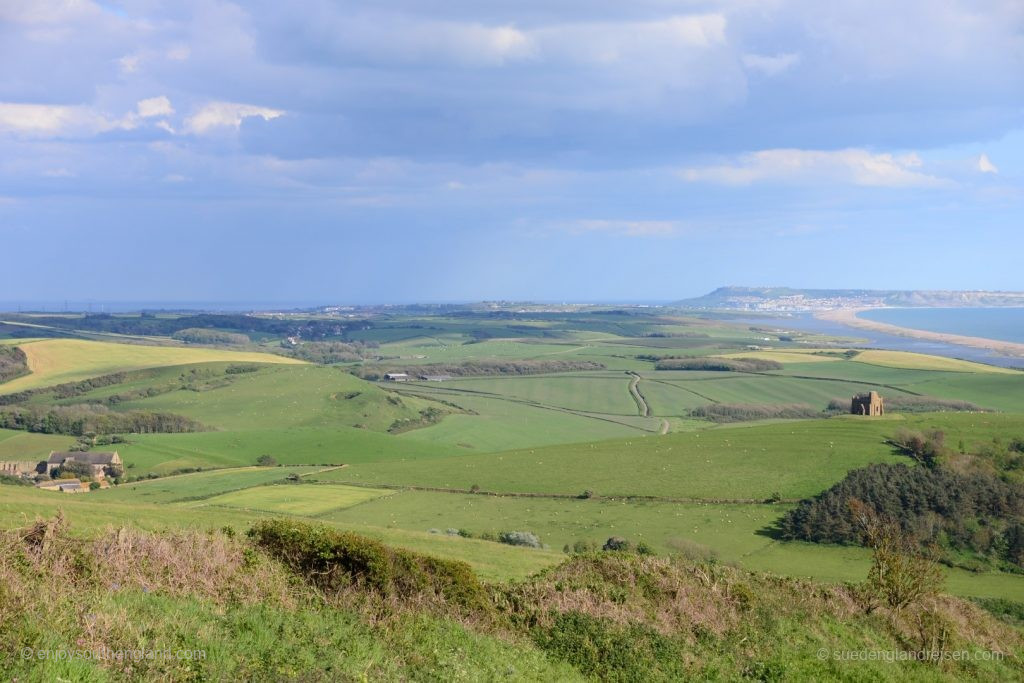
[{"x1": 3, "y1": 516, "x2": 1021, "y2": 681}]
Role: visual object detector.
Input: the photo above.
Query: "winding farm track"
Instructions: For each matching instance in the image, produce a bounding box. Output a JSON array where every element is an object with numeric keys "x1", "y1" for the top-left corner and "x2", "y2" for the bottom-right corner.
[{"x1": 627, "y1": 372, "x2": 650, "y2": 417}]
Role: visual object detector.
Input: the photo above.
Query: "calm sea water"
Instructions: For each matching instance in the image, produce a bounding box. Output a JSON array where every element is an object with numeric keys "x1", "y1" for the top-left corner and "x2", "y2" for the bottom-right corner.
[{"x1": 860, "y1": 308, "x2": 1024, "y2": 345}]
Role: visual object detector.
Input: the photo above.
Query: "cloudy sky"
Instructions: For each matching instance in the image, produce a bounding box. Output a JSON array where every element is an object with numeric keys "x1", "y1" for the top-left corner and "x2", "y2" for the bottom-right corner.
[{"x1": 1, "y1": 0, "x2": 1022, "y2": 304}]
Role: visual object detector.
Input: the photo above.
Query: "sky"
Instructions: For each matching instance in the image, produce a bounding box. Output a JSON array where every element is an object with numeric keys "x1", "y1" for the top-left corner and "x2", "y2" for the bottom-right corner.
[{"x1": 0, "y1": 0, "x2": 1022, "y2": 305}]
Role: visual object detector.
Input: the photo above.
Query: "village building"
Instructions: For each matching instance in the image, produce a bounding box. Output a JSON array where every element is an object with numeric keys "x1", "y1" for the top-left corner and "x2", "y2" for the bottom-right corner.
[
  {"x1": 46, "y1": 451, "x2": 123, "y2": 480},
  {"x1": 383, "y1": 372, "x2": 409, "y2": 382},
  {"x1": 850, "y1": 391, "x2": 884, "y2": 416}
]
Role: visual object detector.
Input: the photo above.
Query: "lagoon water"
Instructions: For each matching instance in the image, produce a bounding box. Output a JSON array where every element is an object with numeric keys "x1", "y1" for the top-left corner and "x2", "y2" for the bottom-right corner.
[
  {"x1": 731, "y1": 310, "x2": 1024, "y2": 370},
  {"x1": 859, "y1": 308, "x2": 1024, "y2": 345}
]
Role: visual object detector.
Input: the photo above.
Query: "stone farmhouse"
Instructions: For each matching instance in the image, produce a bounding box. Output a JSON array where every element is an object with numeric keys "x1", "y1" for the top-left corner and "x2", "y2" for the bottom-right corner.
[{"x1": 46, "y1": 451, "x2": 123, "y2": 480}]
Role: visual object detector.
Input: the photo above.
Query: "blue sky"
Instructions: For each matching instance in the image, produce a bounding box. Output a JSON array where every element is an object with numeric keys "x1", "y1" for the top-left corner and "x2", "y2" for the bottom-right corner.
[{"x1": 0, "y1": 0, "x2": 1021, "y2": 304}]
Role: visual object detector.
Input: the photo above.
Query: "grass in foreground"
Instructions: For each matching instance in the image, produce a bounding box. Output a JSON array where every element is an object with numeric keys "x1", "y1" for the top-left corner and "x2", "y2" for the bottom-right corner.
[{"x1": 3, "y1": 517, "x2": 1022, "y2": 681}]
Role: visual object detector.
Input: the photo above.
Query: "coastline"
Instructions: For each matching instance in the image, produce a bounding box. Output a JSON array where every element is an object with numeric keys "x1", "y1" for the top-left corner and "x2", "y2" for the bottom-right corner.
[{"x1": 815, "y1": 308, "x2": 1024, "y2": 359}]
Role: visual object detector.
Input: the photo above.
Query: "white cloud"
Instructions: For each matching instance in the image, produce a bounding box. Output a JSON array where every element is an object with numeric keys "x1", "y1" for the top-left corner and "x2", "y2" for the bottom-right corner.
[
  {"x1": 566, "y1": 219, "x2": 681, "y2": 237},
  {"x1": 680, "y1": 148, "x2": 951, "y2": 188},
  {"x1": 977, "y1": 153, "x2": 998, "y2": 174},
  {"x1": 137, "y1": 96, "x2": 174, "y2": 118},
  {"x1": 184, "y1": 102, "x2": 285, "y2": 134},
  {"x1": 742, "y1": 52, "x2": 800, "y2": 76},
  {"x1": 0, "y1": 102, "x2": 126, "y2": 137},
  {"x1": 118, "y1": 53, "x2": 141, "y2": 74}
]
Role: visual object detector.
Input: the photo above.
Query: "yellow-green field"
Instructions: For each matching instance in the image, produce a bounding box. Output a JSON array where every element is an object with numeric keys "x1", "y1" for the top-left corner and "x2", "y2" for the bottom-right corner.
[
  {"x1": 718, "y1": 350, "x2": 844, "y2": 364},
  {"x1": 0, "y1": 338, "x2": 305, "y2": 392},
  {"x1": 853, "y1": 349, "x2": 1018, "y2": 373}
]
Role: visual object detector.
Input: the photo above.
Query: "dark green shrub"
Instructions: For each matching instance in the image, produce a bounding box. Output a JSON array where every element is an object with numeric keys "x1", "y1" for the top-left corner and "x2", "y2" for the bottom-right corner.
[{"x1": 247, "y1": 520, "x2": 490, "y2": 613}]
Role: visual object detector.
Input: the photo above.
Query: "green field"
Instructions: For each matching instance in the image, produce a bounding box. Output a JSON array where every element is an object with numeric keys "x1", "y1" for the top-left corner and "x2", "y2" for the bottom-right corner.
[{"x1": 313, "y1": 417, "x2": 921, "y2": 500}]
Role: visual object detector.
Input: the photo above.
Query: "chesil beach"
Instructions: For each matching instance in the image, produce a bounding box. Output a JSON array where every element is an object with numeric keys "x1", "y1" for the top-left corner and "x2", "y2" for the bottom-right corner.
[{"x1": 818, "y1": 307, "x2": 1024, "y2": 359}]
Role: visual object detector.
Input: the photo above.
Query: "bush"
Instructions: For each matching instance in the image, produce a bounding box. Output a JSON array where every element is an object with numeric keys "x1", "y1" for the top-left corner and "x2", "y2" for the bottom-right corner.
[
  {"x1": 256, "y1": 454, "x2": 278, "y2": 467},
  {"x1": 247, "y1": 519, "x2": 490, "y2": 614},
  {"x1": 889, "y1": 428, "x2": 948, "y2": 467},
  {"x1": 689, "y1": 403, "x2": 821, "y2": 423},
  {"x1": 602, "y1": 537, "x2": 631, "y2": 552},
  {"x1": 653, "y1": 357, "x2": 782, "y2": 372},
  {"x1": 498, "y1": 531, "x2": 543, "y2": 548}
]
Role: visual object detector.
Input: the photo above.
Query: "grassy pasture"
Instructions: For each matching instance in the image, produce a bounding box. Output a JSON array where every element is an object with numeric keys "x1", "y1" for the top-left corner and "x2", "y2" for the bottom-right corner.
[
  {"x1": 315, "y1": 413, "x2": 1024, "y2": 501},
  {"x1": 415, "y1": 373, "x2": 638, "y2": 415},
  {"x1": 0, "y1": 338, "x2": 304, "y2": 393},
  {"x1": 195, "y1": 483, "x2": 394, "y2": 516},
  {"x1": 651, "y1": 375, "x2": 915, "y2": 409},
  {"x1": 390, "y1": 385, "x2": 648, "y2": 451},
  {"x1": 101, "y1": 467, "x2": 323, "y2": 504},
  {"x1": 113, "y1": 365, "x2": 439, "y2": 432},
  {"x1": 314, "y1": 418, "x2": 918, "y2": 500},
  {"x1": 113, "y1": 427, "x2": 454, "y2": 475},
  {"x1": 0, "y1": 428, "x2": 73, "y2": 460},
  {"x1": 322, "y1": 489, "x2": 781, "y2": 559}
]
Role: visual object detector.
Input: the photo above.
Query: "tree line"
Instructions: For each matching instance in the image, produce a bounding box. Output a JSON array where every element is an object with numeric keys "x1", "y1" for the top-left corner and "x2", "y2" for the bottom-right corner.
[
  {"x1": 0, "y1": 404, "x2": 207, "y2": 435},
  {"x1": 652, "y1": 357, "x2": 783, "y2": 372}
]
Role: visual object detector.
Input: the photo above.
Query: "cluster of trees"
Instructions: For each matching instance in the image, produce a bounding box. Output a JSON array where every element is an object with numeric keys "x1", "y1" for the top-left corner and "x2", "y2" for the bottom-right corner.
[
  {"x1": 0, "y1": 345, "x2": 28, "y2": 384},
  {"x1": 689, "y1": 402, "x2": 822, "y2": 423},
  {"x1": 357, "y1": 359, "x2": 605, "y2": 380},
  {"x1": 172, "y1": 328, "x2": 250, "y2": 345},
  {"x1": 778, "y1": 462, "x2": 1024, "y2": 570},
  {"x1": 0, "y1": 404, "x2": 206, "y2": 435},
  {"x1": 653, "y1": 357, "x2": 783, "y2": 372},
  {"x1": 283, "y1": 341, "x2": 377, "y2": 364}
]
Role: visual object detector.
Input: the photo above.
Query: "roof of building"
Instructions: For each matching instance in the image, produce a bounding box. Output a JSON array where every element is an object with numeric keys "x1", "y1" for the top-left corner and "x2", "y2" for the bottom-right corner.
[{"x1": 47, "y1": 451, "x2": 120, "y2": 465}]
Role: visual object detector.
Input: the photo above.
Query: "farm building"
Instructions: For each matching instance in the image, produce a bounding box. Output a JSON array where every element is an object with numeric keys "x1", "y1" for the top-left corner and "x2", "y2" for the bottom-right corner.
[
  {"x1": 383, "y1": 373, "x2": 409, "y2": 382},
  {"x1": 46, "y1": 451, "x2": 123, "y2": 479},
  {"x1": 850, "y1": 391, "x2": 884, "y2": 416},
  {"x1": 36, "y1": 479, "x2": 88, "y2": 494},
  {"x1": 0, "y1": 460, "x2": 42, "y2": 477}
]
